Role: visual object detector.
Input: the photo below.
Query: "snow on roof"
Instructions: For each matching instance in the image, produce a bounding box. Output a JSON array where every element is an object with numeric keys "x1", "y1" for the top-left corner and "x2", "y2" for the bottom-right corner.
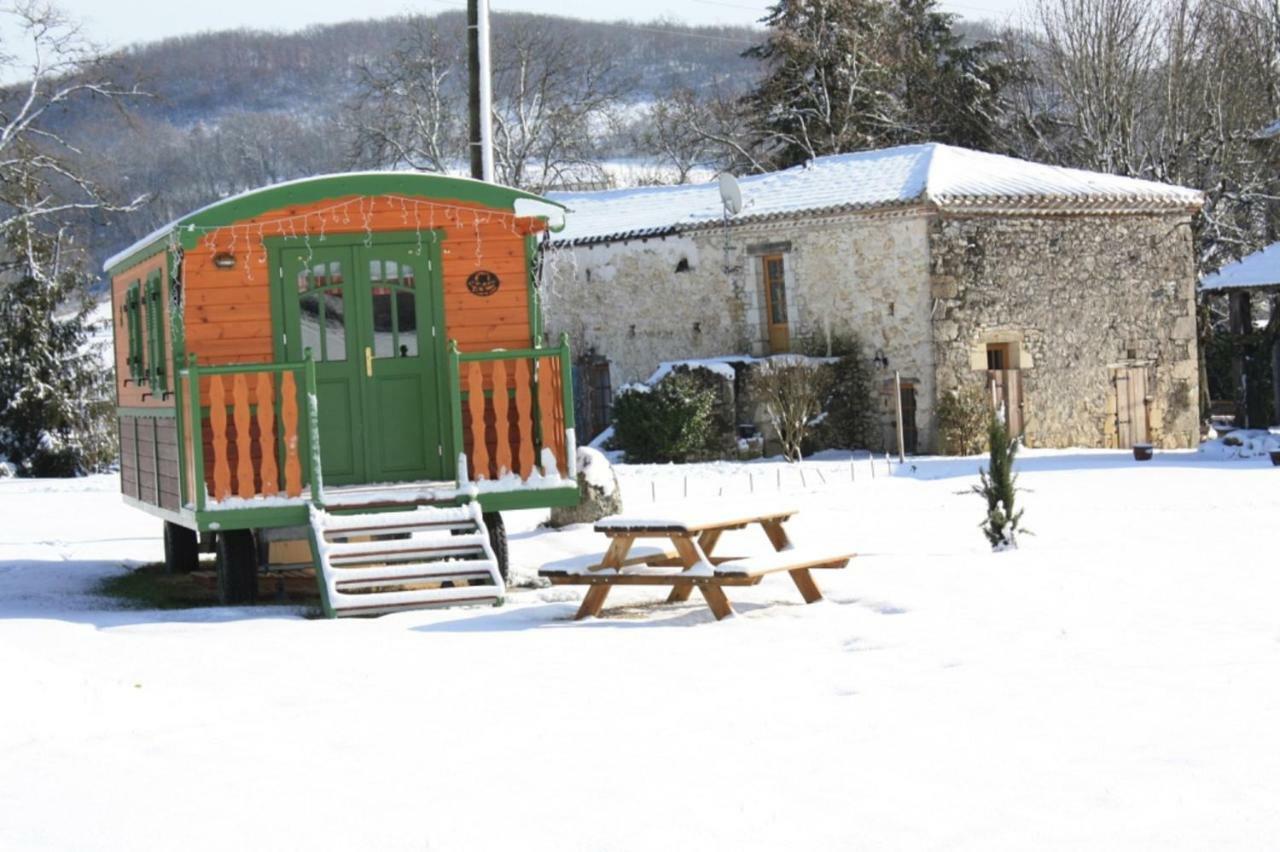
[
  {"x1": 103, "y1": 170, "x2": 562, "y2": 273},
  {"x1": 1200, "y1": 242, "x2": 1280, "y2": 291},
  {"x1": 549, "y1": 143, "x2": 1203, "y2": 245}
]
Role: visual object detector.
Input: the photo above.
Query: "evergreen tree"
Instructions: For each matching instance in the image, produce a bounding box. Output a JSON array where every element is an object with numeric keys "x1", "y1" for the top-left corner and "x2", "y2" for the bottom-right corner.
[
  {"x1": 743, "y1": 0, "x2": 1017, "y2": 169},
  {"x1": 971, "y1": 412, "x2": 1024, "y2": 550},
  {"x1": 890, "y1": 0, "x2": 1018, "y2": 151},
  {"x1": 0, "y1": 220, "x2": 116, "y2": 477}
]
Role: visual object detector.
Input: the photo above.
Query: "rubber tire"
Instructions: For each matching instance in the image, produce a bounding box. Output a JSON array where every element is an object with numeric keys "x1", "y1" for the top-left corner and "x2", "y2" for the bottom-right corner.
[
  {"x1": 483, "y1": 511, "x2": 509, "y2": 584},
  {"x1": 216, "y1": 529, "x2": 258, "y2": 605},
  {"x1": 163, "y1": 521, "x2": 199, "y2": 575}
]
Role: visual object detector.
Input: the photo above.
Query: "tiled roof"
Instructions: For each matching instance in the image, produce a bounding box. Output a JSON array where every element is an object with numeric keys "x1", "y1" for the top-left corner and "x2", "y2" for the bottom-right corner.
[{"x1": 550, "y1": 143, "x2": 1203, "y2": 245}]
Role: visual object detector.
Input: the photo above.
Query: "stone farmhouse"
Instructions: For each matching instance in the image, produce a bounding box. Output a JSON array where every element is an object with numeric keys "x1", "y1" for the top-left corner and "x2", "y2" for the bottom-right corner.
[{"x1": 541, "y1": 143, "x2": 1204, "y2": 453}]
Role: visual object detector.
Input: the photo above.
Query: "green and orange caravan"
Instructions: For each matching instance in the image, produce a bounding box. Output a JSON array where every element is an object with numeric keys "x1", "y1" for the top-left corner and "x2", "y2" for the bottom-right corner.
[{"x1": 105, "y1": 173, "x2": 578, "y2": 616}]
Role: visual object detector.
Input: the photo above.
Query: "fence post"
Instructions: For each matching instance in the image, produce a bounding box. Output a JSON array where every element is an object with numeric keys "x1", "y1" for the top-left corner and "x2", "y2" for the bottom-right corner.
[
  {"x1": 558, "y1": 333, "x2": 577, "y2": 478},
  {"x1": 303, "y1": 350, "x2": 325, "y2": 508},
  {"x1": 446, "y1": 340, "x2": 465, "y2": 481},
  {"x1": 187, "y1": 354, "x2": 207, "y2": 513},
  {"x1": 894, "y1": 370, "x2": 906, "y2": 464}
]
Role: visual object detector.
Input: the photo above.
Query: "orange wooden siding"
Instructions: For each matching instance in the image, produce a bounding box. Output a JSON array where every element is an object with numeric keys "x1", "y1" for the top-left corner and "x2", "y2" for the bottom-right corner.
[{"x1": 181, "y1": 195, "x2": 541, "y2": 373}]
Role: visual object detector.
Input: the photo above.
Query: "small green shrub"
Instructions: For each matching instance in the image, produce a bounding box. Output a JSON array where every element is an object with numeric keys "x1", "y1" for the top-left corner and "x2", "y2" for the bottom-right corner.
[
  {"x1": 611, "y1": 372, "x2": 721, "y2": 463},
  {"x1": 936, "y1": 384, "x2": 991, "y2": 455},
  {"x1": 814, "y1": 334, "x2": 878, "y2": 450},
  {"x1": 972, "y1": 413, "x2": 1025, "y2": 551}
]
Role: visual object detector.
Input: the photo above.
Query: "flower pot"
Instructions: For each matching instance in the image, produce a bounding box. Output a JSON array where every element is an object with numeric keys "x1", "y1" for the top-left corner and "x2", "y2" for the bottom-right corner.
[{"x1": 1133, "y1": 444, "x2": 1153, "y2": 462}]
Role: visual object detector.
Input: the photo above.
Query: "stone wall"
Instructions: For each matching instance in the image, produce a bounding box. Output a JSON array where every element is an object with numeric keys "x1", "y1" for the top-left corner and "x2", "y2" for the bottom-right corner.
[
  {"x1": 542, "y1": 211, "x2": 937, "y2": 450},
  {"x1": 928, "y1": 212, "x2": 1200, "y2": 449}
]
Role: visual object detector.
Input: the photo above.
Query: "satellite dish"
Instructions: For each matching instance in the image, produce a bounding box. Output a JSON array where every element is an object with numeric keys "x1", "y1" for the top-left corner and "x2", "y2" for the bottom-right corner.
[{"x1": 718, "y1": 172, "x2": 742, "y2": 216}]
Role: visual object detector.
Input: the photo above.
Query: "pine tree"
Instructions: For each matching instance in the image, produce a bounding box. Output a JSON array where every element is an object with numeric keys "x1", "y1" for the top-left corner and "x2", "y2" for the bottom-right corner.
[
  {"x1": 743, "y1": 0, "x2": 1018, "y2": 169},
  {"x1": 0, "y1": 221, "x2": 116, "y2": 477},
  {"x1": 744, "y1": 0, "x2": 897, "y2": 168},
  {"x1": 972, "y1": 412, "x2": 1024, "y2": 550}
]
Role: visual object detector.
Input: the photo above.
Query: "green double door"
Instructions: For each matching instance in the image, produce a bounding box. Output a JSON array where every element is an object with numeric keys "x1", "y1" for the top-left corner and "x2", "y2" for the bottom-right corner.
[{"x1": 277, "y1": 236, "x2": 447, "y2": 486}]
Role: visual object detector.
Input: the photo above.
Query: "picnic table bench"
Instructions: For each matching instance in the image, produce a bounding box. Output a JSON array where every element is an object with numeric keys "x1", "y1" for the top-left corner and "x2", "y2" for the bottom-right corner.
[{"x1": 539, "y1": 502, "x2": 853, "y2": 621}]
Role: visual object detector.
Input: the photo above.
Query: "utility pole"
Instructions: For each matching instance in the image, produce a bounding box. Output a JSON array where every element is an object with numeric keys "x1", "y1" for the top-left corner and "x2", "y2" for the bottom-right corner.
[{"x1": 467, "y1": 0, "x2": 495, "y2": 182}]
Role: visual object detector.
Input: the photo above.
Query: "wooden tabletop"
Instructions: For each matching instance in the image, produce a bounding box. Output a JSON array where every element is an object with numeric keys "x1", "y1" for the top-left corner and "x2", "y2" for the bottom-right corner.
[{"x1": 593, "y1": 502, "x2": 799, "y2": 535}]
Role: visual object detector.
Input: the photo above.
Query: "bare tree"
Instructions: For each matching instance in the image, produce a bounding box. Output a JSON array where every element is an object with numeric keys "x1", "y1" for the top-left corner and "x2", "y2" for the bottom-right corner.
[
  {"x1": 753, "y1": 356, "x2": 832, "y2": 462},
  {"x1": 647, "y1": 85, "x2": 769, "y2": 177},
  {"x1": 0, "y1": 1, "x2": 146, "y2": 251},
  {"x1": 347, "y1": 16, "x2": 465, "y2": 174},
  {"x1": 489, "y1": 21, "x2": 628, "y2": 192},
  {"x1": 1031, "y1": 0, "x2": 1161, "y2": 175}
]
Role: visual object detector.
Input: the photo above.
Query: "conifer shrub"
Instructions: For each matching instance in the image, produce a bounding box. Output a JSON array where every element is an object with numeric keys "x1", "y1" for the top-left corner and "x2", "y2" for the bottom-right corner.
[
  {"x1": 810, "y1": 334, "x2": 877, "y2": 451},
  {"x1": 0, "y1": 225, "x2": 116, "y2": 477},
  {"x1": 610, "y1": 371, "x2": 722, "y2": 463},
  {"x1": 936, "y1": 383, "x2": 991, "y2": 455},
  {"x1": 972, "y1": 413, "x2": 1024, "y2": 550}
]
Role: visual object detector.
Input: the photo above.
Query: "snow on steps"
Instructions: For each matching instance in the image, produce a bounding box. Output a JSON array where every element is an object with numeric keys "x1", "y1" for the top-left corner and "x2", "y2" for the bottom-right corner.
[{"x1": 309, "y1": 502, "x2": 503, "y2": 618}]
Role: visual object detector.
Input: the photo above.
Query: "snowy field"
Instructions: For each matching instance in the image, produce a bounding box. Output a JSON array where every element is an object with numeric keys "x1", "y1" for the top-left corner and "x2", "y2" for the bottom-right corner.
[{"x1": 2, "y1": 449, "x2": 1279, "y2": 850}]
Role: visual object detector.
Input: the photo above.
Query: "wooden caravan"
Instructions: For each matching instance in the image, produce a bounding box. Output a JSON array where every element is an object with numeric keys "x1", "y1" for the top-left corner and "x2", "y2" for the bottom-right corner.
[{"x1": 105, "y1": 173, "x2": 578, "y2": 614}]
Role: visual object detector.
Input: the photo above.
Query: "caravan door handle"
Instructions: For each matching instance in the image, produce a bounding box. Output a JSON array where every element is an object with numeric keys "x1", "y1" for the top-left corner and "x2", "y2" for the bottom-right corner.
[{"x1": 365, "y1": 346, "x2": 373, "y2": 377}]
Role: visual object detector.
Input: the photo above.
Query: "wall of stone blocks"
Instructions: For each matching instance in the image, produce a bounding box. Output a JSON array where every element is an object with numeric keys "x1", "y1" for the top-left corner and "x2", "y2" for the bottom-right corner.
[
  {"x1": 541, "y1": 212, "x2": 938, "y2": 450},
  {"x1": 928, "y1": 212, "x2": 1201, "y2": 449}
]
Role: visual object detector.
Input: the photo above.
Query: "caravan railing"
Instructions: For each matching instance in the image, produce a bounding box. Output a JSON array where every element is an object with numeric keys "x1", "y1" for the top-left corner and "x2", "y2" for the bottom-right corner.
[
  {"x1": 447, "y1": 334, "x2": 576, "y2": 485},
  {"x1": 175, "y1": 352, "x2": 325, "y2": 512}
]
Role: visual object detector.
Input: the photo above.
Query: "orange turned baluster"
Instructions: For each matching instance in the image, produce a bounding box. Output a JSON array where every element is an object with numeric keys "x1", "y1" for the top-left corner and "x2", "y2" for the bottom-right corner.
[
  {"x1": 538, "y1": 356, "x2": 561, "y2": 475},
  {"x1": 209, "y1": 374, "x2": 231, "y2": 501},
  {"x1": 255, "y1": 372, "x2": 278, "y2": 496},
  {"x1": 467, "y1": 361, "x2": 489, "y2": 479},
  {"x1": 232, "y1": 374, "x2": 254, "y2": 498},
  {"x1": 513, "y1": 358, "x2": 535, "y2": 480},
  {"x1": 281, "y1": 371, "x2": 302, "y2": 497},
  {"x1": 491, "y1": 359, "x2": 511, "y2": 476}
]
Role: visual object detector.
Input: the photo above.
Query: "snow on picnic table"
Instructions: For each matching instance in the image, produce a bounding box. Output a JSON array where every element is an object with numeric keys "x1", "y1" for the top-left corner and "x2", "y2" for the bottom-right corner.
[{"x1": 2, "y1": 449, "x2": 1280, "y2": 850}]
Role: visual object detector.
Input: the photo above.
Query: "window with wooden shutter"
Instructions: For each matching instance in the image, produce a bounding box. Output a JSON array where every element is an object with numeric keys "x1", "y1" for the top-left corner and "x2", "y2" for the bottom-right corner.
[
  {"x1": 124, "y1": 282, "x2": 144, "y2": 382},
  {"x1": 145, "y1": 273, "x2": 166, "y2": 393}
]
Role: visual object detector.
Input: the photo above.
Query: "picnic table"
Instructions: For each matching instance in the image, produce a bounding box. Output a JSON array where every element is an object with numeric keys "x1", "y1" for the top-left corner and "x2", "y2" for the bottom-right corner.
[{"x1": 539, "y1": 501, "x2": 853, "y2": 621}]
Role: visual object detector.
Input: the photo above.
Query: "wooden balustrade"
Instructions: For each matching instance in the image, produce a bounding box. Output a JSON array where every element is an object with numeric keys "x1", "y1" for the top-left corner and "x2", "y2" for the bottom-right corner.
[
  {"x1": 454, "y1": 343, "x2": 574, "y2": 483},
  {"x1": 181, "y1": 358, "x2": 313, "y2": 508}
]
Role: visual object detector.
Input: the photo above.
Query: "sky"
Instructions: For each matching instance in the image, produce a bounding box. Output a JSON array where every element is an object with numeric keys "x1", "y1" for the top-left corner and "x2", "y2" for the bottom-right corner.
[{"x1": 0, "y1": 0, "x2": 1031, "y2": 66}]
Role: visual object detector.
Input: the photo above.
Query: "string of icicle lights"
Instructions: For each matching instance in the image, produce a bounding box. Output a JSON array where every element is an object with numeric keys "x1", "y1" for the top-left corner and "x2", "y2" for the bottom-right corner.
[{"x1": 171, "y1": 193, "x2": 540, "y2": 283}]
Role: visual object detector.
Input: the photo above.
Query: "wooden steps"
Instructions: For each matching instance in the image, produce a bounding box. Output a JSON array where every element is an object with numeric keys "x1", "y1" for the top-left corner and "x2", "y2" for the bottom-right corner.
[{"x1": 309, "y1": 502, "x2": 504, "y2": 618}]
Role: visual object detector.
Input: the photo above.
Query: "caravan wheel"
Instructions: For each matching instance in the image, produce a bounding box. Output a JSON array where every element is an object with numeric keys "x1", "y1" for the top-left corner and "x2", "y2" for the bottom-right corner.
[
  {"x1": 163, "y1": 522, "x2": 199, "y2": 574},
  {"x1": 483, "y1": 512, "x2": 509, "y2": 583},
  {"x1": 216, "y1": 529, "x2": 258, "y2": 605}
]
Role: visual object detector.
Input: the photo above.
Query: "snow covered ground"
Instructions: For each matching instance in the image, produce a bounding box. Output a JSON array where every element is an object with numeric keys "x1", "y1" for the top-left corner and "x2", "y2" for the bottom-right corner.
[{"x1": 2, "y1": 449, "x2": 1279, "y2": 850}]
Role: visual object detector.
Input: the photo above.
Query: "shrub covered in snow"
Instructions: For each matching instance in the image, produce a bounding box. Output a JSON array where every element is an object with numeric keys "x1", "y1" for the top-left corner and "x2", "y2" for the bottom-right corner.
[
  {"x1": 1198, "y1": 429, "x2": 1280, "y2": 460},
  {"x1": 548, "y1": 446, "x2": 622, "y2": 527},
  {"x1": 611, "y1": 371, "x2": 723, "y2": 463}
]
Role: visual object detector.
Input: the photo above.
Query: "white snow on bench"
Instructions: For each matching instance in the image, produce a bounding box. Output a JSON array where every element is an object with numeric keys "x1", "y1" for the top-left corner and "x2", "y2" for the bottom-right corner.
[
  {"x1": 540, "y1": 545, "x2": 678, "y2": 575},
  {"x1": 714, "y1": 546, "x2": 852, "y2": 577},
  {"x1": 593, "y1": 500, "x2": 799, "y2": 532}
]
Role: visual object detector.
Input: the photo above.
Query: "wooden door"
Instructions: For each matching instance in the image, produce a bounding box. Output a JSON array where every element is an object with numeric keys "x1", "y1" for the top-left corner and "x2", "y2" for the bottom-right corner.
[
  {"x1": 358, "y1": 241, "x2": 446, "y2": 483},
  {"x1": 762, "y1": 255, "x2": 790, "y2": 353},
  {"x1": 986, "y1": 369, "x2": 1024, "y2": 437},
  {"x1": 279, "y1": 246, "x2": 365, "y2": 484},
  {"x1": 899, "y1": 383, "x2": 918, "y2": 454},
  {"x1": 1114, "y1": 368, "x2": 1150, "y2": 448}
]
